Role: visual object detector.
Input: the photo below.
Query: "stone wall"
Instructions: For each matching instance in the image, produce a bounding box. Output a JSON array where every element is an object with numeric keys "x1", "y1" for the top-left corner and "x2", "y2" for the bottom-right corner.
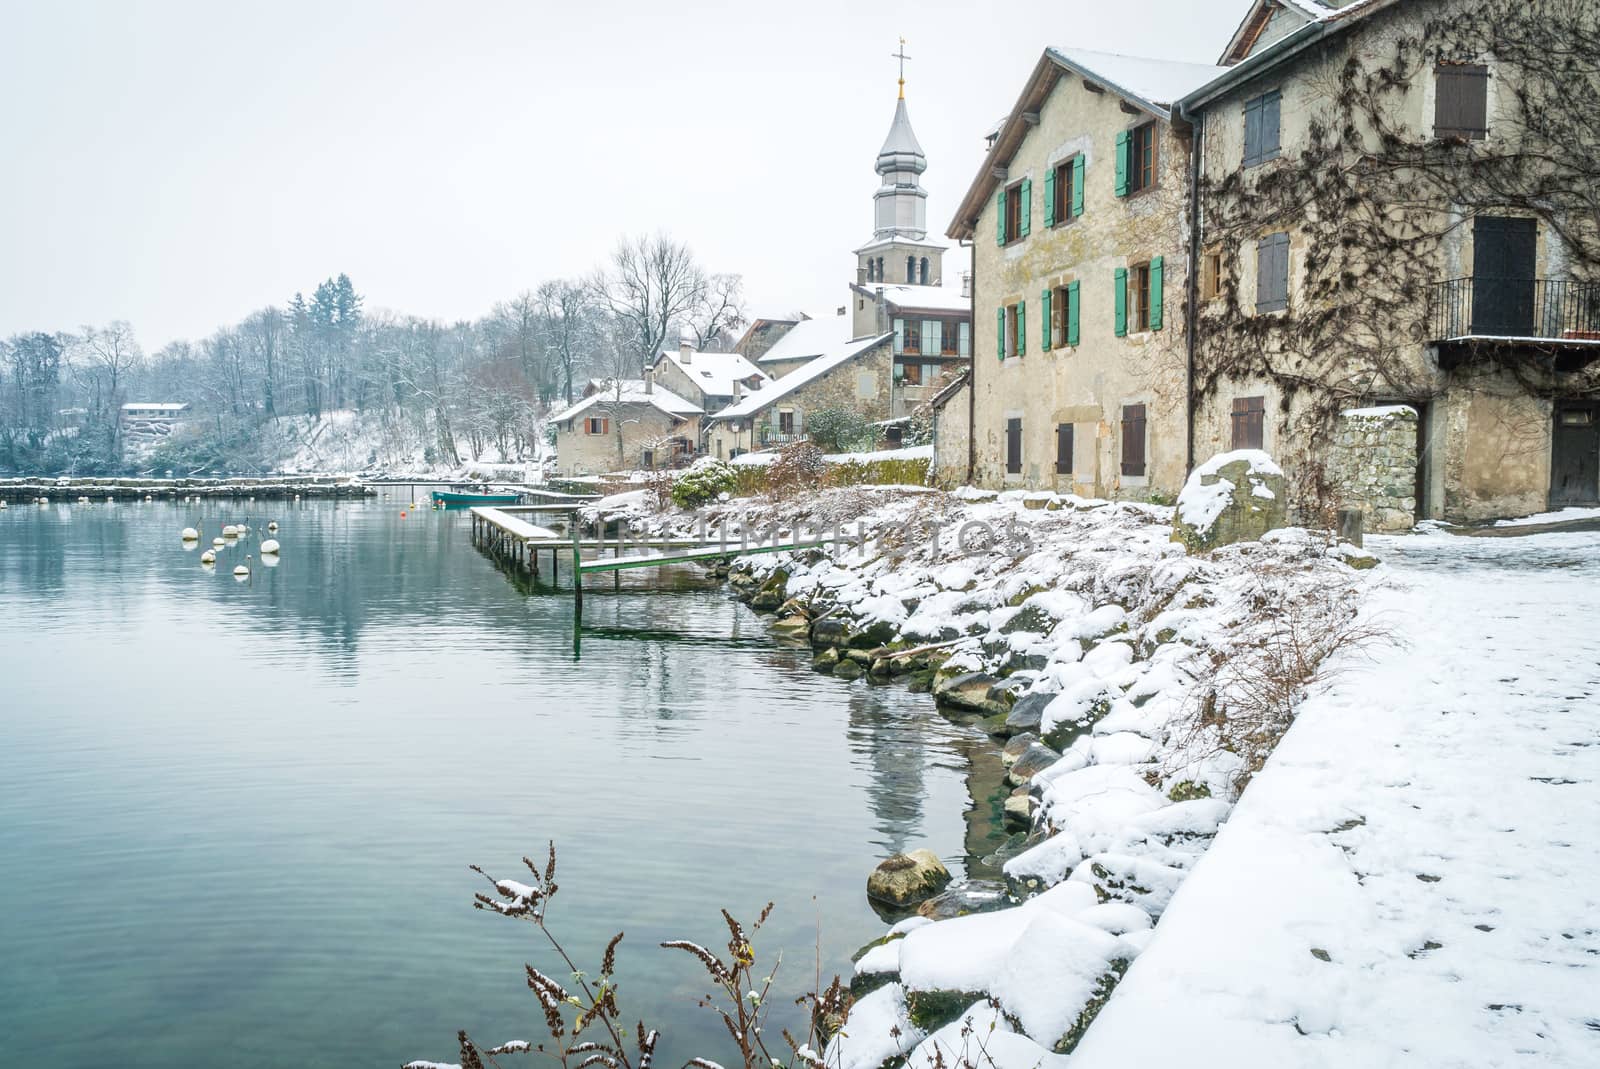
[{"x1": 1328, "y1": 406, "x2": 1418, "y2": 532}]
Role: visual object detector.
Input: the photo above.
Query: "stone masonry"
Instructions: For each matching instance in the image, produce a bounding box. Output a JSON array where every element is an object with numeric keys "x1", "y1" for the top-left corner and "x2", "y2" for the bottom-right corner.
[{"x1": 1329, "y1": 406, "x2": 1419, "y2": 533}]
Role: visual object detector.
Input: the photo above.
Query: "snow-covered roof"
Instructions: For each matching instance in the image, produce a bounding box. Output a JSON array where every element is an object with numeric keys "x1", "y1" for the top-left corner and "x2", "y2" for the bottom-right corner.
[
  {"x1": 711, "y1": 332, "x2": 893, "y2": 420},
  {"x1": 654, "y1": 347, "x2": 767, "y2": 397},
  {"x1": 1046, "y1": 47, "x2": 1231, "y2": 112},
  {"x1": 757, "y1": 315, "x2": 860, "y2": 365},
  {"x1": 857, "y1": 282, "x2": 972, "y2": 315},
  {"x1": 548, "y1": 380, "x2": 700, "y2": 424},
  {"x1": 122, "y1": 402, "x2": 189, "y2": 411}
]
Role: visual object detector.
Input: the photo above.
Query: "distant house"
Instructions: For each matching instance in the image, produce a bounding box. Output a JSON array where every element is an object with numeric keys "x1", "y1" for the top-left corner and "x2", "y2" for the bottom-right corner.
[
  {"x1": 649, "y1": 338, "x2": 768, "y2": 420},
  {"x1": 704, "y1": 332, "x2": 895, "y2": 458},
  {"x1": 733, "y1": 316, "x2": 804, "y2": 363},
  {"x1": 121, "y1": 402, "x2": 190, "y2": 446},
  {"x1": 121, "y1": 402, "x2": 189, "y2": 421},
  {"x1": 548, "y1": 376, "x2": 700, "y2": 476}
]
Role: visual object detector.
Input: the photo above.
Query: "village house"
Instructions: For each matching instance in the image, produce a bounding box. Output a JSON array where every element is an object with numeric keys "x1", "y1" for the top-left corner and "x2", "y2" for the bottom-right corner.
[
  {"x1": 548, "y1": 376, "x2": 700, "y2": 476},
  {"x1": 648, "y1": 337, "x2": 767, "y2": 427},
  {"x1": 703, "y1": 331, "x2": 895, "y2": 459},
  {"x1": 947, "y1": 48, "x2": 1225, "y2": 496},
  {"x1": 1179, "y1": 0, "x2": 1600, "y2": 524},
  {"x1": 749, "y1": 313, "x2": 860, "y2": 382}
]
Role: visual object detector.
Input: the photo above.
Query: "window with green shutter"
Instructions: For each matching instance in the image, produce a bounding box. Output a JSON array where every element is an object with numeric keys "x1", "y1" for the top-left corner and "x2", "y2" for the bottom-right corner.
[
  {"x1": 1149, "y1": 256, "x2": 1164, "y2": 331},
  {"x1": 893, "y1": 318, "x2": 905, "y2": 355},
  {"x1": 1114, "y1": 268, "x2": 1128, "y2": 336},
  {"x1": 1072, "y1": 154, "x2": 1085, "y2": 216},
  {"x1": 1067, "y1": 280, "x2": 1081, "y2": 346},
  {"x1": 1040, "y1": 288, "x2": 1053, "y2": 351},
  {"x1": 1016, "y1": 300, "x2": 1026, "y2": 357},
  {"x1": 996, "y1": 307, "x2": 1006, "y2": 360},
  {"x1": 1043, "y1": 167, "x2": 1056, "y2": 228},
  {"x1": 1019, "y1": 178, "x2": 1032, "y2": 237},
  {"x1": 1114, "y1": 130, "x2": 1130, "y2": 197},
  {"x1": 996, "y1": 190, "x2": 1007, "y2": 245}
]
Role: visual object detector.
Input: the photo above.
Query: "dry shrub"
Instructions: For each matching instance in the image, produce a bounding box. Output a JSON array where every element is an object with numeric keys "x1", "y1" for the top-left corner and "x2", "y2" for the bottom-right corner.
[
  {"x1": 766, "y1": 441, "x2": 826, "y2": 502},
  {"x1": 1172, "y1": 555, "x2": 1396, "y2": 795}
]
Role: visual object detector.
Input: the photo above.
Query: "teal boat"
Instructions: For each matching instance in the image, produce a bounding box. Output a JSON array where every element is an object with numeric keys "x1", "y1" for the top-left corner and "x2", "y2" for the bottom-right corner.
[{"x1": 431, "y1": 488, "x2": 522, "y2": 506}]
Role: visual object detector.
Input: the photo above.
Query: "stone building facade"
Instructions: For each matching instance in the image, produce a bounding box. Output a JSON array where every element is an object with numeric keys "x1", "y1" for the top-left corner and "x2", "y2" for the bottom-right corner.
[
  {"x1": 947, "y1": 48, "x2": 1225, "y2": 499},
  {"x1": 704, "y1": 335, "x2": 895, "y2": 459},
  {"x1": 549, "y1": 379, "x2": 700, "y2": 476},
  {"x1": 1183, "y1": 0, "x2": 1600, "y2": 523}
]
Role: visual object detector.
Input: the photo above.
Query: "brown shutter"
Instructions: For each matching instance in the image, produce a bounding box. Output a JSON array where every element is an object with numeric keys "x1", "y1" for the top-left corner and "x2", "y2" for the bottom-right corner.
[
  {"x1": 1055, "y1": 423, "x2": 1074, "y2": 475},
  {"x1": 1231, "y1": 396, "x2": 1265, "y2": 449},
  {"x1": 1006, "y1": 418, "x2": 1023, "y2": 474},
  {"x1": 1121, "y1": 404, "x2": 1147, "y2": 476}
]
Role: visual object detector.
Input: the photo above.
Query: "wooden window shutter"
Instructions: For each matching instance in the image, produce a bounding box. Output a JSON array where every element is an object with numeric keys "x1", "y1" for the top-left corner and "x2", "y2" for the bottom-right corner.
[
  {"x1": 1055, "y1": 423, "x2": 1073, "y2": 475},
  {"x1": 1019, "y1": 178, "x2": 1032, "y2": 237},
  {"x1": 996, "y1": 189, "x2": 1007, "y2": 245},
  {"x1": 923, "y1": 319, "x2": 940, "y2": 356},
  {"x1": 1436, "y1": 64, "x2": 1488, "y2": 139},
  {"x1": 959, "y1": 320, "x2": 970, "y2": 357},
  {"x1": 1040, "y1": 288, "x2": 1053, "y2": 351},
  {"x1": 996, "y1": 306, "x2": 1006, "y2": 360},
  {"x1": 1149, "y1": 256, "x2": 1164, "y2": 331},
  {"x1": 601, "y1": 417, "x2": 611, "y2": 436},
  {"x1": 1256, "y1": 234, "x2": 1289, "y2": 313},
  {"x1": 1072, "y1": 154, "x2": 1085, "y2": 216},
  {"x1": 1006, "y1": 418, "x2": 1023, "y2": 474},
  {"x1": 1114, "y1": 267, "x2": 1128, "y2": 336},
  {"x1": 1067, "y1": 281, "x2": 1081, "y2": 346},
  {"x1": 1263, "y1": 92, "x2": 1281, "y2": 159},
  {"x1": 1114, "y1": 130, "x2": 1130, "y2": 197},
  {"x1": 1016, "y1": 299, "x2": 1026, "y2": 357},
  {"x1": 1231, "y1": 396, "x2": 1266, "y2": 450},
  {"x1": 1043, "y1": 167, "x2": 1056, "y2": 228},
  {"x1": 893, "y1": 318, "x2": 904, "y2": 355},
  {"x1": 1121, "y1": 404, "x2": 1146, "y2": 476}
]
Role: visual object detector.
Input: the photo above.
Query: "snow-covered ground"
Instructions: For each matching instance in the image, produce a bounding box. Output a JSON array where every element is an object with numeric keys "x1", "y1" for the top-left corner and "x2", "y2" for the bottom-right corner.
[{"x1": 1071, "y1": 525, "x2": 1600, "y2": 1067}]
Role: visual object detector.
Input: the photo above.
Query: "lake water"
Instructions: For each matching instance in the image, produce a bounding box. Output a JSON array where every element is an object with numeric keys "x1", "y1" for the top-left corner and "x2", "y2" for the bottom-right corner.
[{"x1": 0, "y1": 494, "x2": 1000, "y2": 1068}]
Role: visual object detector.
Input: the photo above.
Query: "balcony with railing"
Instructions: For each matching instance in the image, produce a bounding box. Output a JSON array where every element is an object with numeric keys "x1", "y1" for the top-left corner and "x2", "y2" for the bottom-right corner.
[
  {"x1": 758, "y1": 429, "x2": 806, "y2": 448},
  {"x1": 1427, "y1": 277, "x2": 1600, "y2": 343}
]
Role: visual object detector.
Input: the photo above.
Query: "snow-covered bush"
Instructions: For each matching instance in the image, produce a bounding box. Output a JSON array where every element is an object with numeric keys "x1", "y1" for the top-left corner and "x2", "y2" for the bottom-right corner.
[
  {"x1": 766, "y1": 441, "x2": 826, "y2": 501},
  {"x1": 805, "y1": 406, "x2": 875, "y2": 453},
  {"x1": 670, "y1": 457, "x2": 737, "y2": 508}
]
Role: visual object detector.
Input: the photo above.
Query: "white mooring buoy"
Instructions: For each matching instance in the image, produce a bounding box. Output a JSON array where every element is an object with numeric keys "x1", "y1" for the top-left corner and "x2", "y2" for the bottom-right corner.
[
  {"x1": 212, "y1": 537, "x2": 226, "y2": 548},
  {"x1": 266, "y1": 521, "x2": 279, "y2": 532},
  {"x1": 201, "y1": 549, "x2": 217, "y2": 565},
  {"x1": 260, "y1": 539, "x2": 280, "y2": 555},
  {"x1": 181, "y1": 527, "x2": 200, "y2": 541}
]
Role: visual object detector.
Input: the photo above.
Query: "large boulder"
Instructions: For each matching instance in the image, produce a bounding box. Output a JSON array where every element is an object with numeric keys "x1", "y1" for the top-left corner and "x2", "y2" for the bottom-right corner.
[
  {"x1": 1172, "y1": 450, "x2": 1288, "y2": 552},
  {"x1": 867, "y1": 849, "x2": 953, "y2": 907}
]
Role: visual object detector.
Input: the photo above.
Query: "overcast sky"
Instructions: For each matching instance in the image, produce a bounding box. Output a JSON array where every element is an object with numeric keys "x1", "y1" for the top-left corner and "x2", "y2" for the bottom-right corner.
[{"x1": 0, "y1": 0, "x2": 1239, "y2": 350}]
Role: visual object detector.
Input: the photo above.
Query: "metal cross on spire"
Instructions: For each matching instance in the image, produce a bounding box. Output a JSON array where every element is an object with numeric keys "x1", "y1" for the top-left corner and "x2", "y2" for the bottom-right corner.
[{"x1": 892, "y1": 37, "x2": 911, "y2": 99}]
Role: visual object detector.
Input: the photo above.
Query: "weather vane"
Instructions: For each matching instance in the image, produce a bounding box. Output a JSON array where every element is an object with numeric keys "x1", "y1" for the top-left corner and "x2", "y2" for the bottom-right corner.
[{"x1": 893, "y1": 37, "x2": 911, "y2": 99}]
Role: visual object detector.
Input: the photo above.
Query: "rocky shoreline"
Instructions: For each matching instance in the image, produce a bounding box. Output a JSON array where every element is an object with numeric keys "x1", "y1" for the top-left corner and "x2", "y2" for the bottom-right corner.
[
  {"x1": 683, "y1": 485, "x2": 1373, "y2": 1064},
  {"x1": 0, "y1": 475, "x2": 375, "y2": 503}
]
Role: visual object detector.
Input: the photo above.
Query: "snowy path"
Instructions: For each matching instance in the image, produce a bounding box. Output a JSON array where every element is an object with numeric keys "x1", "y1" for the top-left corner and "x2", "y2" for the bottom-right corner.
[{"x1": 1072, "y1": 527, "x2": 1600, "y2": 1068}]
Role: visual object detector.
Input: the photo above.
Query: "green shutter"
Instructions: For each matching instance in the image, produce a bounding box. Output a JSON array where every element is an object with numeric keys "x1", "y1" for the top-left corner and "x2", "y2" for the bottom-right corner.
[
  {"x1": 997, "y1": 306, "x2": 1006, "y2": 360},
  {"x1": 1019, "y1": 178, "x2": 1032, "y2": 237},
  {"x1": 1041, "y1": 288, "x2": 1053, "y2": 351},
  {"x1": 1149, "y1": 256, "x2": 1165, "y2": 331},
  {"x1": 1072, "y1": 154, "x2": 1086, "y2": 216},
  {"x1": 1114, "y1": 268, "x2": 1128, "y2": 336},
  {"x1": 893, "y1": 317, "x2": 905, "y2": 355},
  {"x1": 1043, "y1": 167, "x2": 1056, "y2": 228},
  {"x1": 1114, "y1": 130, "x2": 1130, "y2": 197},
  {"x1": 1017, "y1": 300, "x2": 1026, "y2": 357},
  {"x1": 996, "y1": 190, "x2": 1007, "y2": 245},
  {"x1": 1067, "y1": 281, "x2": 1081, "y2": 346}
]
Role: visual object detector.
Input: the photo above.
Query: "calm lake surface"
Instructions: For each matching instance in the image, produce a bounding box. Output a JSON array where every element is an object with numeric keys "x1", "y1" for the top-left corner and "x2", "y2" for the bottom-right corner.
[{"x1": 0, "y1": 493, "x2": 997, "y2": 1068}]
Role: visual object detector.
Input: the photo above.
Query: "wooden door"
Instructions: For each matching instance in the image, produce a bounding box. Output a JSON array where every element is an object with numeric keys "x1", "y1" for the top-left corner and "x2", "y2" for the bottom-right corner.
[
  {"x1": 1551, "y1": 404, "x2": 1600, "y2": 507},
  {"x1": 1471, "y1": 217, "x2": 1537, "y2": 335}
]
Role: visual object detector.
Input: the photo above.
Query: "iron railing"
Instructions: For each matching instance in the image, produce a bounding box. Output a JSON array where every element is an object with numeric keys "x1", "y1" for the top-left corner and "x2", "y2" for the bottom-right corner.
[
  {"x1": 1427, "y1": 277, "x2": 1600, "y2": 341},
  {"x1": 758, "y1": 430, "x2": 807, "y2": 448}
]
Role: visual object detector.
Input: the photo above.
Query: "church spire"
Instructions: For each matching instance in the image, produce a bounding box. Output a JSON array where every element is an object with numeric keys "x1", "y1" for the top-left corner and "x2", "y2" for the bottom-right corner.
[{"x1": 872, "y1": 39, "x2": 929, "y2": 242}]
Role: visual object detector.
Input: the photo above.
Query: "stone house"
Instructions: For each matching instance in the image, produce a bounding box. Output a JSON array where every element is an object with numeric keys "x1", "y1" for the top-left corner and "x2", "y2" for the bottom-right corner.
[
  {"x1": 703, "y1": 332, "x2": 895, "y2": 458},
  {"x1": 1179, "y1": 0, "x2": 1600, "y2": 524},
  {"x1": 733, "y1": 316, "x2": 802, "y2": 364},
  {"x1": 649, "y1": 339, "x2": 767, "y2": 430},
  {"x1": 925, "y1": 368, "x2": 972, "y2": 489},
  {"x1": 753, "y1": 313, "x2": 861, "y2": 382},
  {"x1": 548, "y1": 377, "x2": 700, "y2": 476},
  {"x1": 947, "y1": 48, "x2": 1225, "y2": 498}
]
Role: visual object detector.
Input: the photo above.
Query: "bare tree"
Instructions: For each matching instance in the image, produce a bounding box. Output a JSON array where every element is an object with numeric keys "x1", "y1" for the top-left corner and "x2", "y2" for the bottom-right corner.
[
  {"x1": 592, "y1": 233, "x2": 708, "y2": 372},
  {"x1": 241, "y1": 308, "x2": 285, "y2": 419},
  {"x1": 686, "y1": 272, "x2": 748, "y2": 352},
  {"x1": 79, "y1": 320, "x2": 143, "y2": 426},
  {"x1": 535, "y1": 278, "x2": 592, "y2": 407}
]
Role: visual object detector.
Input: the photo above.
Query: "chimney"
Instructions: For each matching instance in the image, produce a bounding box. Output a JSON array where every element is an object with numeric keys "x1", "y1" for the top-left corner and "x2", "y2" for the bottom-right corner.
[
  {"x1": 837, "y1": 306, "x2": 847, "y2": 317},
  {"x1": 961, "y1": 272, "x2": 972, "y2": 299},
  {"x1": 644, "y1": 368, "x2": 655, "y2": 395},
  {"x1": 733, "y1": 380, "x2": 742, "y2": 402},
  {"x1": 679, "y1": 329, "x2": 693, "y2": 364}
]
